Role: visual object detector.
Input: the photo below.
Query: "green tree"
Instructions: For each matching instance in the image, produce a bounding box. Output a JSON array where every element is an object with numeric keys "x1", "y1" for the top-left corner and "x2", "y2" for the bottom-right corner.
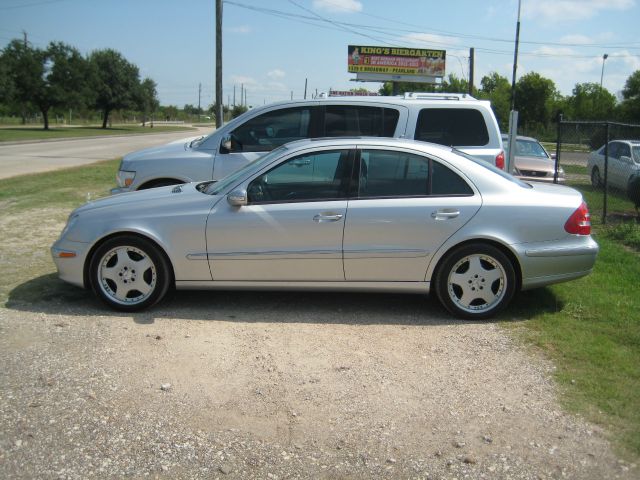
[
  {"x1": 1, "y1": 39, "x2": 43, "y2": 125},
  {"x1": 620, "y1": 70, "x2": 640, "y2": 122},
  {"x1": 568, "y1": 82, "x2": 616, "y2": 120},
  {"x1": 478, "y1": 72, "x2": 511, "y2": 130},
  {"x1": 137, "y1": 77, "x2": 159, "y2": 126},
  {"x1": 88, "y1": 49, "x2": 140, "y2": 128},
  {"x1": 515, "y1": 72, "x2": 559, "y2": 132}
]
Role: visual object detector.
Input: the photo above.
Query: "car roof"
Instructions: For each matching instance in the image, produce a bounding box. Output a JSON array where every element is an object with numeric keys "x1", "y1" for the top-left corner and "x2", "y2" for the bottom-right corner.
[
  {"x1": 610, "y1": 140, "x2": 640, "y2": 145},
  {"x1": 501, "y1": 134, "x2": 540, "y2": 142},
  {"x1": 281, "y1": 136, "x2": 454, "y2": 154}
]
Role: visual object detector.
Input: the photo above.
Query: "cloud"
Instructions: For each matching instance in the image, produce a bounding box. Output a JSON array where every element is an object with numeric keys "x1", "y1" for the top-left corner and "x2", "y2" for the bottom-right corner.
[
  {"x1": 228, "y1": 25, "x2": 251, "y2": 34},
  {"x1": 523, "y1": 0, "x2": 635, "y2": 22},
  {"x1": 312, "y1": 0, "x2": 363, "y2": 13},
  {"x1": 400, "y1": 33, "x2": 459, "y2": 49},
  {"x1": 267, "y1": 69, "x2": 286, "y2": 80}
]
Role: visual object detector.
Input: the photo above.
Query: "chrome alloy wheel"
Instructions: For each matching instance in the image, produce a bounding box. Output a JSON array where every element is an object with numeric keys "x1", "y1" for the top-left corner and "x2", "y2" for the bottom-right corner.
[
  {"x1": 98, "y1": 245, "x2": 157, "y2": 306},
  {"x1": 446, "y1": 253, "x2": 507, "y2": 314}
]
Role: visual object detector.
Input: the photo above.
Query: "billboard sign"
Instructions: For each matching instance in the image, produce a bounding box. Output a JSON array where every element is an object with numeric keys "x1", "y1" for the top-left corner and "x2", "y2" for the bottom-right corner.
[{"x1": 348, "y1": 45, "x2": 446, "y2": 79}]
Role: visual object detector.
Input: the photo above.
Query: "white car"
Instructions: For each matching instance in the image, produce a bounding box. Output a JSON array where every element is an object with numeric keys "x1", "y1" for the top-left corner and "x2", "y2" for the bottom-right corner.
[
  {"x1": 111, "y1": 93, "x2": 505, "y2": 193},
  {"x1": 588, "y1": 140, "x2": 640, "y2": 192}
]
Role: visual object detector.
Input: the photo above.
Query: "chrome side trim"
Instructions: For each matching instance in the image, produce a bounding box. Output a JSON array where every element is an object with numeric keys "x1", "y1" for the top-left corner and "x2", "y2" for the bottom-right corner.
[
  {"x1": 525, "y1": 244, "x2": 599, "y2": 257},
  {"x1": 343, "y1": 248, "x2": 429, "y2": 259},
  {"x1": 175, "y1": 280, "x2": 430, "y2": 294},
  {"x1": 207, "y1": 250, "x2": 341, "y2": 259},
  {"x1": 186, "y1": 253, "x2": 209, "y2": 261}
]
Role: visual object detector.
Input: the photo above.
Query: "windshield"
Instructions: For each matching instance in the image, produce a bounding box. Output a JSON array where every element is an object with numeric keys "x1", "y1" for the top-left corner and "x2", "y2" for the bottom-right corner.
[
  {"x1": 453, "y1": 149, "x2": 532, "y2": 188},
  {"x1": 204, "y1": 145, "x2": 290, "y2": 195},
  {"x1": 504, "y1": 138, "x2": 549, "y2": 158}
]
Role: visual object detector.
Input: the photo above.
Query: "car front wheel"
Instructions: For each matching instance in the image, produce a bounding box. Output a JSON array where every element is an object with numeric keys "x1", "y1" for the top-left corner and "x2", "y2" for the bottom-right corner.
[
  {"x1": 89, "y1": 235, "x2": 171, "y2": 312},
  {"x1": 435, "y1": 243, "x2": 516, "y2": 320}
]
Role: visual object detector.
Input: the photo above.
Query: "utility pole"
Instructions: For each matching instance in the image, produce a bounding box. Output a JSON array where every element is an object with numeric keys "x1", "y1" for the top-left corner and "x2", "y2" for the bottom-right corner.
[
  {"x1": 468, "y1": 48, "x2": 475, "y2": 95},
  {"x1": 241, "y1": 83, "x2": 244, "y2": 106},
  {"x1": 22, "y1": 30, "x2": 27, "y2": 47},
  {"x1": 506, "y1": 0, "x2": 522, "y2": 174},
  {"x1": 215, "y1": 0, "x2": 223, "y2": 128},
  {"x1": 233, "y1": 84, "x2": 236, "y2": 106},
  {"x1": 304, "y1": 78, "x2": 308, "y2": 99},
  {"x1": 198, "y1": 83, "x2": 202, "y2": 113}
]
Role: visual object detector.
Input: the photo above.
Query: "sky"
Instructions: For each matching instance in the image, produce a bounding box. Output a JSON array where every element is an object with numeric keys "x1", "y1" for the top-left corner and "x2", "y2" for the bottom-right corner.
[{"x1": 1, "y1": 0, "x2": 639, "y2": 108}]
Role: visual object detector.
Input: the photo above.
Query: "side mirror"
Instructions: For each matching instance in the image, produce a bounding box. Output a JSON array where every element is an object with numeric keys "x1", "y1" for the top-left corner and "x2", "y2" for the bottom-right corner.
[
  {"x1": 221, "y1": 134, "x2": 233, "y2": 153},
  {"x1": 550, "y1": 152, "x2": 557, "y2": 161},
  {"x1": 227, "y1": 189, "x2": 248, "y2": 207}
]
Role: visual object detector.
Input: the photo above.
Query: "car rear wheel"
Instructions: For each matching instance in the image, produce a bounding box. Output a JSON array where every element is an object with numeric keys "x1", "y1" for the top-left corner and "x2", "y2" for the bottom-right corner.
[
  {"x1": 591, "y1": 167, "x2": 601, "y2": 188},
  {"x1": 435, "y1": 243, "x2": 516, "y2": 320},
  {"x1": 89, "y1": 235, "x2": 171, "y2": 312}
]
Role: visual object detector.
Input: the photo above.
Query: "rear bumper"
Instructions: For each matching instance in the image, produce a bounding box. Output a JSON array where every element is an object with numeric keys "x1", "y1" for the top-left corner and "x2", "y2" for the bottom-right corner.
[{"x1": 518, "y1": 237, "x2": 599, "y2": 290}]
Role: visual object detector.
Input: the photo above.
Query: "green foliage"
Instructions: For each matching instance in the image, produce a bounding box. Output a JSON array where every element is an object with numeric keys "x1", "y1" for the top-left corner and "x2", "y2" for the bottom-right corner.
[
  {"x1": 478, "y1": 72, "x2": 511, "y2": 130},
  {"x1": 87, "y1": 49, "x2": 141, "y2": 128},
  {"x1": 515, "y1": 72, "x2": 559, "y2": 131},
  {"x1": 569, "y1": 82, "x2": 616, "y2": 121},
  {"x1": 620, "y1": 70, "x2": 640, "y2": 122},
  {"x1": 137, "y1": 77, "x2": 159, "y2": 126}
]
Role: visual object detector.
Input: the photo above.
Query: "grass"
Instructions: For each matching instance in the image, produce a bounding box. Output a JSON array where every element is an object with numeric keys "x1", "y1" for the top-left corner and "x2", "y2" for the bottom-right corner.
[
  {"x1": 0, "y1": 158, "x2": 639, "y2": 460},
  {"x1": 0, "y1": 125, "x2": 194, "y2": 142},
  {"x1": 0, "y1": 158, "x2": 119, "y2": 211},
  {"x1": 562, "y1": 164, "x2": 587, "y2": 175},
  {"x1": 505, "y1": 233, "x2": 640, "y2": 458}
]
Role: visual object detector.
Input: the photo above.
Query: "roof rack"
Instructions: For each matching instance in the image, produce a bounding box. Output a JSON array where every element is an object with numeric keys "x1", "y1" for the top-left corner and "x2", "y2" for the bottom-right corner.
[{"x1": 403, "y1": 92, "x2": 476, "y2": 101}]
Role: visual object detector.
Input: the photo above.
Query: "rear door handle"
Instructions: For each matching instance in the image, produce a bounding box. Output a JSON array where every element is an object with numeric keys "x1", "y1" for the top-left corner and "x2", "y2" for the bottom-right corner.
[
  {"x1": 431, "y1": 209, "x2": 460, "y2": 220},
  {"x1": 313, "y1": 213, "x2": 344, "y2": 223}
]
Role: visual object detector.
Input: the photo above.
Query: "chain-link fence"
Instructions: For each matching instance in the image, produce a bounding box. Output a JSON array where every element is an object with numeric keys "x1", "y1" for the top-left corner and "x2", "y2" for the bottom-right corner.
[{"x1": 554, "y1": 119, "x2": 640, "y2": 224}]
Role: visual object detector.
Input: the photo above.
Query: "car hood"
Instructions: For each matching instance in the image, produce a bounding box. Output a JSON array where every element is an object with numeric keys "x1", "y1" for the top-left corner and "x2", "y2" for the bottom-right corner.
[
  {"x1": 73, "y1": 182, "x2": 210, "y2": 216},
  {"x1": 121, "y1": 136, "x2": 205, "y2": 165},
  {"x1": 514, "y1": 154, "x2": 555, "y2": 172}
]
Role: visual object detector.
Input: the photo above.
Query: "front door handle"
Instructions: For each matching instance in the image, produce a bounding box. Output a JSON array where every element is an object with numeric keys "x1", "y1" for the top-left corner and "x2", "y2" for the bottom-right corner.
[
  {"x1": 313, "y1": 213, "x2": 344, "y2": 223},
  {"x1": 431, "y1": 209, "x2": 460, "y2": 220}
]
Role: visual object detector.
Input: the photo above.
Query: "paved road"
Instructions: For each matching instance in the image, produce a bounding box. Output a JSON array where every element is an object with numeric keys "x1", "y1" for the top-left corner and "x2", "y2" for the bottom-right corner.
[{"x1": 0, "y1": 126, "x2": 214, "y2": 180}]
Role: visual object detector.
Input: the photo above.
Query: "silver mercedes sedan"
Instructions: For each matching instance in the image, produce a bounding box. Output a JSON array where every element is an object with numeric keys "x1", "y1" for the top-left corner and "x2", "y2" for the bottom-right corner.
[{"x1": 52, "y1": 138, "x2": 598, "y2": 320}]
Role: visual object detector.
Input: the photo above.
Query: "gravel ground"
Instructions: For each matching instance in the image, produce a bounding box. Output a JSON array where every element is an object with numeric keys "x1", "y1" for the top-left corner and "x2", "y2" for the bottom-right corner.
[{"x1": 0, "y1": 208, "x2": 637, "y2": 479}]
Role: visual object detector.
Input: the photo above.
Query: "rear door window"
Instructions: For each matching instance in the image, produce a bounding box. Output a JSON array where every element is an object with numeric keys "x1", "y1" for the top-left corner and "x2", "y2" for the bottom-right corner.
[
  {"x1": 357, "y1": 149, "x2": 472, "y2": 198},
  {"x1": 415, "y1": 108, "x2": 489, "y2": 147},
  {"x1": 322, "y1": 106, "x2": 399, "y2": 137}
]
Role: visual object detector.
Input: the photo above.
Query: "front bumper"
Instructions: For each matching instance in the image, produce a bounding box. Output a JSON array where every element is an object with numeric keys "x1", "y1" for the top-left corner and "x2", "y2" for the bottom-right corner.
[{"x1": 51, "y1": 239, "x2": 91, "y2": 288}]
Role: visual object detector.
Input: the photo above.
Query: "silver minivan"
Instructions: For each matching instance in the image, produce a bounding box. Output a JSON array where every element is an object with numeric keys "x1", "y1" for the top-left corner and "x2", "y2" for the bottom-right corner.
[{"x1": 112, "y1": 93, "x2": 504, "y2": 193}]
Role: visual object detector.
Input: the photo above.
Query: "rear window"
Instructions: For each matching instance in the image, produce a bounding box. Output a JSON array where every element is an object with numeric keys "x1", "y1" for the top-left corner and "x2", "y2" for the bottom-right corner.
[
  {"x1": 323, "y1": 106, "x2": 399, "y2": 137},
  {"x1": 415, "y1": 108, "x2": 489, "y2": 147}
]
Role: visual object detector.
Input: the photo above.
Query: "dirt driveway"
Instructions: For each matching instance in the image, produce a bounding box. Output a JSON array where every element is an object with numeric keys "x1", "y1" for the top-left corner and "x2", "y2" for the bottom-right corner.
[{"x1": 0, "y1": 208, "x2": 636, "y2": 479}]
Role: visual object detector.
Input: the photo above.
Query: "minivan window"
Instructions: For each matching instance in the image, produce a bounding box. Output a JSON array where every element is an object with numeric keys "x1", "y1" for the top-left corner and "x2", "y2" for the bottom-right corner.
[
  {"x1": 323, "y1": 106, "x2": 399, "y2": 137},
  {"x1": 415, "y1": 108, "x2": 489, "y2": 147},
  {"x1": 228, "y1": 107, "x2": 311, "y2": 153}
]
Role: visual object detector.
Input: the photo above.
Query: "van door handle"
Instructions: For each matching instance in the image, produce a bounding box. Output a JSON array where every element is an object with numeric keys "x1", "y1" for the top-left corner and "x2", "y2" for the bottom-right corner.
[
  {"x1": 313, "y1": 213, "x2": 344, "y2": 223},
  {"x1": 431, "y1": 209, "x2": 460, "y2": 220}
]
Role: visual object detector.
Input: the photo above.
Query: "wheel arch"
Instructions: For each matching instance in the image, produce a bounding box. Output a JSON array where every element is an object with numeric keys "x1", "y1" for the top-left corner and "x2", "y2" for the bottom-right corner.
[
  {"x1": 137, "y1": 177, "x2": 187, "y2": 190},
  {"x1": 430, "y1": 238, "x2": 523, "y2": 292},
  {"x1": 83, "y1": 231, "x2": 176, "y2": 290}
]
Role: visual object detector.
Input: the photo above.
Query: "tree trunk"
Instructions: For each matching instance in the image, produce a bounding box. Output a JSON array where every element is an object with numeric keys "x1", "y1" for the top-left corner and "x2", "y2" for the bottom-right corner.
[
  {"x1": 42, "y1": 108, "x2": 49, "y2": 130},
  {"x1": 102, "y1": 109, "x2": 110, "y2": 129}
]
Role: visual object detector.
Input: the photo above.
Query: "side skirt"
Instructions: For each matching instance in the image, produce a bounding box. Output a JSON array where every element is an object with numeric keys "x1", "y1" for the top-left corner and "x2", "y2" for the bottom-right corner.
[{"x1": 175, "y1": 280, "x2": 431, "y2": 294}]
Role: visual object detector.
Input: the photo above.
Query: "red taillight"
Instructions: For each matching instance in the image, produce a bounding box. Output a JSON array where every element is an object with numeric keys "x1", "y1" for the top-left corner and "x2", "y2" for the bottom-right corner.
[
  {"x1": 495, "y1": 150, "x2": 505, "y2": 170},
  {"x1": 564, "y1": 201, "x2": 591, "y2": 235}
]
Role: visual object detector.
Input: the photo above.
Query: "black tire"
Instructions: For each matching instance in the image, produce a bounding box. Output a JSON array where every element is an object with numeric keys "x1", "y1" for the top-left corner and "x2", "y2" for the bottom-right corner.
[
  {"x1": 591, "y1": 167, "x2": 601, "y2": 188},
  {"x1": 434, "y1": 243, "x2": 516, "y2": 320},
  {"x1": 89, "y1": 235, "x2": 171, "y2": 312}
]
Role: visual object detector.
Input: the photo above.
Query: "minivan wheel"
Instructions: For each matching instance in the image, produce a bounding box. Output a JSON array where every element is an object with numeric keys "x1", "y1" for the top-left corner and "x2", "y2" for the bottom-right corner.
[
  {"x1": 435, "y1": 244, "x2": 516, "y2": 320},
  {"x1": 591, "y1": 167, "x2": 601, "y2": 188},
  {"x1": 89, "y1": 235, "x2": 171, "y2": 312}
]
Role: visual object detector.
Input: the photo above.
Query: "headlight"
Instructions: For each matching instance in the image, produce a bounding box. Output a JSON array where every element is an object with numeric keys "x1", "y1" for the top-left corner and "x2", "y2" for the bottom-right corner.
[
  {"x1": 60, "y1": 213, "x2": 79, "y2": 238},
  {"x1": 116, "y1": 170, "x2": 136, "y2": 188}
]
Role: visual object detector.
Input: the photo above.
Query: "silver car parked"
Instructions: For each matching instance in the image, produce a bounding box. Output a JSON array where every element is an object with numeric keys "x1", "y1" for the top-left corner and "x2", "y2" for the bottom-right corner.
[
  {"x1": 587, "y1": 140, "x2": 640, "y2": 192},
  {"x1": 52, "y1": 138, "x2": 598, "y2": 320},
  {"x1": 502, "y1": 134, "x2": 565, "y2": 183}
]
